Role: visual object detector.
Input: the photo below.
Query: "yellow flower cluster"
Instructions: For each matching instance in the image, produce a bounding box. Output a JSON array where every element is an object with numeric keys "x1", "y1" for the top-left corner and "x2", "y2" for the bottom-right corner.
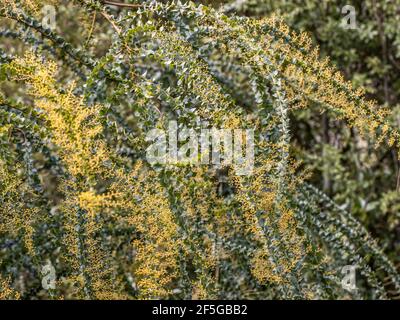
[{"x1": 6, "y1": 52, "x2": 181, "y2": 299}]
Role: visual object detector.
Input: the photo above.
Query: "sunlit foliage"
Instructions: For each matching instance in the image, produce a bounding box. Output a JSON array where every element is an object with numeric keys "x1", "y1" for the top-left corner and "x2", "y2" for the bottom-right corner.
[{"x1": 0, "y1": 0, "x2": 399, "y2": 299}]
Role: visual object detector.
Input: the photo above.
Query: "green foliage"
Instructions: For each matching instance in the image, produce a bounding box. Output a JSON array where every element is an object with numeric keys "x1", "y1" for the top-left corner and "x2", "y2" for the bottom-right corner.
[{"x1": 0, "y1": 0, "x2": 399, "y2": 300}]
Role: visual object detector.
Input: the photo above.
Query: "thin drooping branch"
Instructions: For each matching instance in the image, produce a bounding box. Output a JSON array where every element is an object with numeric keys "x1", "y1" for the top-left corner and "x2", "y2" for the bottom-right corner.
[{"x1": 102, "y1": 1, "x2": 142, "y2": 8}]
